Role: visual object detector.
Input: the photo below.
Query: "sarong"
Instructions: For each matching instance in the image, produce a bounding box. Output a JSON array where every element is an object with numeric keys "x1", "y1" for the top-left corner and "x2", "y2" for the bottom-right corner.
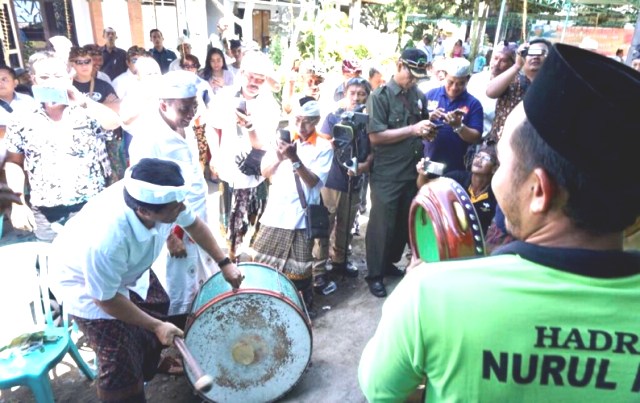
[
  {"x1": 73, "y1": 271, "x2": 169, "y2": 402},
  {"x1": 252, "y1": 226, "x2": 313, "y2": 289}
]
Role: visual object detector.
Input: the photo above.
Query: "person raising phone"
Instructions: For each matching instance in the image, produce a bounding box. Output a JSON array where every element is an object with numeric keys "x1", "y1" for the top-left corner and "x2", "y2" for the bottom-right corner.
[
  {"x1": 424, "y1": 58, "x2": 483, "y2": 174},
  {"x1": 4, "y1": 51, "x2": 120, "y2": 241}
]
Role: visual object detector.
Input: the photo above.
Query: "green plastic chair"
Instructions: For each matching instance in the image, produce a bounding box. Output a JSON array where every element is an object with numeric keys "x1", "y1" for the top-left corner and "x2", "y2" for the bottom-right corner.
[{"x1": 0, "y1": 242, "x2": 96, "y2": 402}]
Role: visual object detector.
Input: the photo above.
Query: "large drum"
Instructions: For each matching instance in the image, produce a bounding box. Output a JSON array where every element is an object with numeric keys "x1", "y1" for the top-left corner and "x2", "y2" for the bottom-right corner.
[
  {"x1": 184, "y1": 262, "x2": 312, "y2": 403},
  {"x1": 409, "y1": 177, "x2": 486, "y2": 262}
]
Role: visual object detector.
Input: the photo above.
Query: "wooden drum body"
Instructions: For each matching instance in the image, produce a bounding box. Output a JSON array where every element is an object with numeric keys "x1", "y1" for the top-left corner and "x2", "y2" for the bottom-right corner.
[{"x1": 409, "y1": 177, "x2": 486, "y2": 262}]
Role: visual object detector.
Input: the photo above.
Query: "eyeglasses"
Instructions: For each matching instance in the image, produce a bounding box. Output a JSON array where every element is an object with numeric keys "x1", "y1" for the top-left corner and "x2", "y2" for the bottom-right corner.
[
  {"x1": 401, "y1": 58, "x2": 429, "y2": 70},
  {"x1": 73, "y1": 59, "x2": 92, "y2": 66},
  {"x1": 182, "y1": 64, "x2": 198, "y2": 69},
  {"x1": 474, "y1": 153, "x2": 494, "y2": 163}
]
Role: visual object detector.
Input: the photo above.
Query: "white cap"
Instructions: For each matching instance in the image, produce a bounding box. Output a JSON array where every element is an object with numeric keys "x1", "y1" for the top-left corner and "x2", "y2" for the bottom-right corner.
[
  {"x1": 158, "y1": 71, "x2": 198, "y2": 99},
  {"x1": 446, "y1": 58, "x2": 471, "y2": 77},
  {"x1": 294, "y1": 100, "x2": 320, "y2": 117},
  {"x1": 177, "y1": 36, "x2": 190, "y2": 46}
]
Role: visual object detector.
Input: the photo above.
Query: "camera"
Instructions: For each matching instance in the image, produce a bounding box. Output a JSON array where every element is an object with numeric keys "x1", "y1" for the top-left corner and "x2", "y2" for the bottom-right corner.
[
  {"x1": 332, "y1": 106, "x2": 369, "y2": 174},
  {"x1": 518, "y1": 46, "x2": 529, "y2": 57},
  {"x1": 519, "y1": 46, "x2": 546, "y2": 58},
  {"x1": 423, "y1": 158, "x2": 445, "y2": 176}
]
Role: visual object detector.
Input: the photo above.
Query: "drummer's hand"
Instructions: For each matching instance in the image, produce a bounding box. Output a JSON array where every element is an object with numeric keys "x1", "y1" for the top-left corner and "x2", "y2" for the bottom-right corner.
[
  {"x1": 167, "y1": 233, "x2": 187, "y2": 258},
  {"x1": 154, "y1": 321, "x2": 184, "y2": 346},
  {"x1": 221, "y1": 262, "x2": 243, "y2": 289}
]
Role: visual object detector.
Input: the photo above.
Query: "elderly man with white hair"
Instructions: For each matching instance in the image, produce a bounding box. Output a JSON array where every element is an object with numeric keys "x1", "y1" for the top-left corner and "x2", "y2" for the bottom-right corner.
[
  {"x1": 424, "y1": 57, "x2": 484, "y2": 173},
  {"x1": 49, "y1": 158, "x2": 242, "y2": 402},
  {"x1": 208, "y1": 51, "x2": 281, "y2": 261},
  {"x1": 252, "y1": 100, "x2": 333, "y2": 316}
]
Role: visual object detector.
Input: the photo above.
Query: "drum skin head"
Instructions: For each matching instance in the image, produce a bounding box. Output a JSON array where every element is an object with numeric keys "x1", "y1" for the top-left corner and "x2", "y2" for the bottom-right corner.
[
  {"x1": 185, "y1": 263, "x2": 312, "y2": 403},
  {"x1": 409, "y1": 177, "x2": 486, "y2": 261}
]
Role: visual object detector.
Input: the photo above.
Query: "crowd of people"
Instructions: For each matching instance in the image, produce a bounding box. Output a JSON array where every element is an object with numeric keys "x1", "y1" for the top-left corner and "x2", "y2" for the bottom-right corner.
[{"x1": 0, "y1": 23, "x2": 638, "y2": 402}]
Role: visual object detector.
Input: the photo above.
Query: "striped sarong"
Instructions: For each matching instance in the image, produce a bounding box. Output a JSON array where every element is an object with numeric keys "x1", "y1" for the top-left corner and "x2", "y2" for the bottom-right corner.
[{"x1": 252, "y1": 226, "x2": 313, "y2": 287}]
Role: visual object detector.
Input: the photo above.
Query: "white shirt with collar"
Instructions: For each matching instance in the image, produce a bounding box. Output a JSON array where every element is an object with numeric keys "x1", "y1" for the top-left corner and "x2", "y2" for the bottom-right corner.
[
  {"x1": 49, "y1": 182, "x2": 197, "y2": 320},
  {"x1": 127, "y1": 109, "x2": 214, "y2": 315},
  {"x1": 259, "y1": 132, "x2": 333, "y2": 230},
  {"x1": 0, "y1": 92, "x2": 37, "y2": 126},
  {"x1": 111, "y1": 69, "x2": 137, "y2": 99},
  {"x1": 209, "y1": 86, "x2": 280, "y2": 189}
]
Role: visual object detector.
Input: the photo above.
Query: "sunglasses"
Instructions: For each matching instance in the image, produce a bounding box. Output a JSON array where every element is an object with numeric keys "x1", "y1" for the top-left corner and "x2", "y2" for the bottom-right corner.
[
  {"x1": 401, "y1": 58, "x2": 429, "y2": 70},
  {"x1": 73, "y1": 59, "x2": 92, "y2": 65}
]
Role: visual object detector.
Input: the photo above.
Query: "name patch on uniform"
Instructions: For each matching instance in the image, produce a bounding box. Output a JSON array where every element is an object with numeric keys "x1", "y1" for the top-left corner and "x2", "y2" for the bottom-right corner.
[{"x1": 482, "y1": 326, "x2": 640, "y2": 392}]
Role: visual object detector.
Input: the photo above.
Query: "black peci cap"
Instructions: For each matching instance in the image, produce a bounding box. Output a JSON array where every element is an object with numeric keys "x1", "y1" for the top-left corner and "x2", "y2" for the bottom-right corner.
[{"x1": 523, "y1": 43, "x2": 640, "y2": 189}]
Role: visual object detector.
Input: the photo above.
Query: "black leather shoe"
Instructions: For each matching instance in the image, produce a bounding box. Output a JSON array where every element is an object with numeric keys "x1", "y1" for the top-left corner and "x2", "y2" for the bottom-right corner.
[
  {"x1": 368, "y1": 280, "x2": 387, "y2": 298},
  {"x1": 385, "y1": 264, "x2": 405, "y2": 278}
]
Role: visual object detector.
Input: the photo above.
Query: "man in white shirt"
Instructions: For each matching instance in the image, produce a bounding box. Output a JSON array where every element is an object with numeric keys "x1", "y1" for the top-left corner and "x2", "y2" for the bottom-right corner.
[
  {"x1": 112, "y1": 46, "x2": 150, "y2": 100},
  {"x1": 209, "y1": 51, "x2": 280, "y2": 260},
  {"x1": 0, "y1": 66, "x2": 37, "y2": 133},
  {"x1": 49, "y1": 158, "x2": 242, "y2": 402},
  {"x1": 252, "y1": 100, "x2": 333, "y2": 316},
  {"x1": 128, "y1": 71, "x2": 217, "y2": 326}
]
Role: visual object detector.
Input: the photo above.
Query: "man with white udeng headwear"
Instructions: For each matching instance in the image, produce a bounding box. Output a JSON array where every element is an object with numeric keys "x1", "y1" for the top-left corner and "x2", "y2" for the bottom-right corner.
[
  {"x1": 49, "y1": 158, "x2": 242, "y2": 402},
  {"x1": 252, "y1": 100, "x2": 333, "y2": 315},
  {"x1": 128, "y1": 71, "x2": 220, "y2": 330}
]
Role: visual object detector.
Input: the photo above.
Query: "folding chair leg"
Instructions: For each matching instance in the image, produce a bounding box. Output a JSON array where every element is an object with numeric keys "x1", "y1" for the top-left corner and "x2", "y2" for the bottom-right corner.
[
  {"x1": 68, "y1": 342, "x2": 97, "y2": 380},
  {"x1": 26, "y1": 373, "x2": 56, "y2": 403}
]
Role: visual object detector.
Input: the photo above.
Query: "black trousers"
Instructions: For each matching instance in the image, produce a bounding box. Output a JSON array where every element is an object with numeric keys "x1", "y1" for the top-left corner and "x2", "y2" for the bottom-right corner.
[{"x1": 365, "y1": 179, "x2": 417, "y2": 280}]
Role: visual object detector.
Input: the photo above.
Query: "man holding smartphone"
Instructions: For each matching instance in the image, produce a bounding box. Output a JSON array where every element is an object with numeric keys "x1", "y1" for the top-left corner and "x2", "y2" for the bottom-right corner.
[
  {"x1": 424, "y1": 58, "x2": 483, "y2": 174},
  {"x1": 208, "y1": 51, "x2": 280, "y2": 260}
]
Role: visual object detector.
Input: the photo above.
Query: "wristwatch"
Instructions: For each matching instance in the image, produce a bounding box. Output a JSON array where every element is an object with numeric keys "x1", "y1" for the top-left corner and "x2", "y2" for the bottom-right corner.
[
  {"x1": 216, "y1": 257, "x2": 232, "y2": 267},
  {"x1": 453, "y1": 124, "x2": 465, "y2": 134},
  {"x1": 292, "y1": 161, "x2": 302, "y2": 171}
]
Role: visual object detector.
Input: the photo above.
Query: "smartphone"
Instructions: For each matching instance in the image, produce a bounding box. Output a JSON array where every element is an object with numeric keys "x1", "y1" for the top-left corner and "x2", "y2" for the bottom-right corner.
[
  {"x1": 432, "y1": 122, "x2": 444, "y2": 129},
  {"x1": 32, "y1": 85, "x2": 69, "y2": 105},
  {"x1": 236, "y1": 99, "x2": 247, "y2": 114},
  {"x1": 279, "y1": 129, "x2": 291, "y2": 143}
]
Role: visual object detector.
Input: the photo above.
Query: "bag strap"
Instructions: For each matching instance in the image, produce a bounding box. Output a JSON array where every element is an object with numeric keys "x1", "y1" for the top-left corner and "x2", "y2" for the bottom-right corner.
[{"x1": 294, "y1": 173, "x2": 308, "y2": 209}]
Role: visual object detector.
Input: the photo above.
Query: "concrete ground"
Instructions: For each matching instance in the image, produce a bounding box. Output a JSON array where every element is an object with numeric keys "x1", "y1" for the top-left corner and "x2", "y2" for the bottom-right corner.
[{"x1": 0, "y1": 182, "x2": 406, "y2": 403}]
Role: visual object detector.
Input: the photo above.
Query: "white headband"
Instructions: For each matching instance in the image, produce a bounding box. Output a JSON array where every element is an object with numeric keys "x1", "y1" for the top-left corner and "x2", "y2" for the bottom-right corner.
[{"x1": 124, "y1": 169, "x2": 188, "y2": 204}]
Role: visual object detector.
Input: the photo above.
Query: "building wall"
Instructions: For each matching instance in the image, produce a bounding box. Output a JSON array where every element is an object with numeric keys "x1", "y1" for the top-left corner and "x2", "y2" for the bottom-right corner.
[
  {"x1": 70, "y1": 0, "x2": 93, "y2": 46},
  {"x1": 101, "y1": 1, "x2": 133, "y2": 48}
]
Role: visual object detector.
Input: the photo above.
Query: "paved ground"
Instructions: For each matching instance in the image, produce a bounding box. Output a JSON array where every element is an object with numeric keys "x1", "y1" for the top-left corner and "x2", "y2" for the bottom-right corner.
[{"x1": 0, "y1": 183, "x2": 407, "y2": 403}]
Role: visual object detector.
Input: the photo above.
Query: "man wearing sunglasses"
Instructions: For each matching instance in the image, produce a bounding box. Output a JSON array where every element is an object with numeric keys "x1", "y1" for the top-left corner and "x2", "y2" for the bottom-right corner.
[
  {"x1": 365, "y1": 48, "x2": 437, "y2": 298},
  {"x1": 112, "y1": 46, "x2": 151, "y2": 100}
]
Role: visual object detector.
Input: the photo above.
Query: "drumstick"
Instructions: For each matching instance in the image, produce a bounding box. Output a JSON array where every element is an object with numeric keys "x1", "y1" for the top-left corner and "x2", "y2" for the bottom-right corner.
[{"x1": 174, "y1": 337, "x2": 214, "y2": 393}]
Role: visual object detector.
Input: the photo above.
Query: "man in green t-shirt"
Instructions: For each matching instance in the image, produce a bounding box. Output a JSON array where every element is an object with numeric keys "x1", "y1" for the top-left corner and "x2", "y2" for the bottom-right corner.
[
  {"x1": 364, "y1": 48, "x2": 438, "y2": 298},
  {"x1": 359, "y1": 44, "x2": 640, "y2": 401}
]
